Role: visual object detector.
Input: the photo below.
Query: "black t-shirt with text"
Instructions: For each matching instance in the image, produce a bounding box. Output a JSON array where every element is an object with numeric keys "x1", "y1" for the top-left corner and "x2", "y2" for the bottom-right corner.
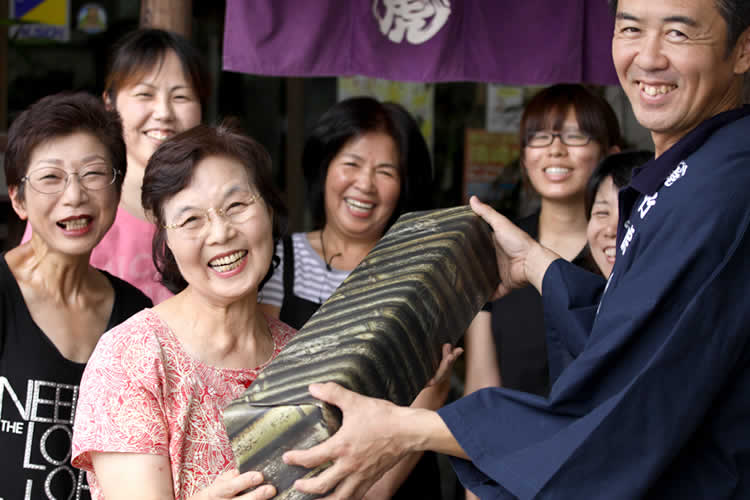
[{"x1": 0, "y1": 255, "x2": 151, "y2": 500}]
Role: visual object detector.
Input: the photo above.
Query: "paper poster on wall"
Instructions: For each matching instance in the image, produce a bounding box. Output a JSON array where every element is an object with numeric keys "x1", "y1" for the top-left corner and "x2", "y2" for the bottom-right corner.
[
  {"x1": 463, "y1": 129, "x2": 521, "y2": 211},
  {"x1": 486, "y1": 85, "x2": 523, "y2": 133},
  {"x1": 338, "y1": 76, "x2": 434, "y2": 151},
  {"x1": 76, "y1": 3, "x2": 107, "y2": 34},
  {"x1": 10, "y1": 0, "x2": 70, "y2": 41}
]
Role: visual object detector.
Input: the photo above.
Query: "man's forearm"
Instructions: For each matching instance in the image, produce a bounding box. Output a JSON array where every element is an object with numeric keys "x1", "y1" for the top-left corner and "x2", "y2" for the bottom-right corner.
[{"x1": 399, "y1": 407, "x2": 469, "y2": 460}]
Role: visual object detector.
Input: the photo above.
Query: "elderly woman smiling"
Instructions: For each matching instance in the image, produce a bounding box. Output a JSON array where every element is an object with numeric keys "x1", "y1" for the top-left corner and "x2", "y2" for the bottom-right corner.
[
  {"x1": 21, "y1": 28, "x2": 208, "y2": 303},
  {"x1": 71, "y1": 123, "x2": 295, "y2": 500},
  {"x1": 0, "y1": 92, "x2": 151, "y2": 500}
]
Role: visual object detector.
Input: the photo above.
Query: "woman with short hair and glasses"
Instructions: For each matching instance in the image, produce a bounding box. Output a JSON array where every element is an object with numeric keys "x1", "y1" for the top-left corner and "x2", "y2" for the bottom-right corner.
[
  {"x1": 71, "y1": 122, "x2": 295, "y2": 500},
  {"x1": 462, "y1": 86, "x2": 622, "y2": 493},
  {"x1": 0, "y1": 92, "x2": 152, "y2": 500}
]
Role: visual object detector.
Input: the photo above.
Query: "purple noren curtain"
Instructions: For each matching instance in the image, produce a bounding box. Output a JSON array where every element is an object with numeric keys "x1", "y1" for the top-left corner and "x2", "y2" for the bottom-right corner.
[{"x1": 223, "y1": 0, "x2": 618, "y2": 85}]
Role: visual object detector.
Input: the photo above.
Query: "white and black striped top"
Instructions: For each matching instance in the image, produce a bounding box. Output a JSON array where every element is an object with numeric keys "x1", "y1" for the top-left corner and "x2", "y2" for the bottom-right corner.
[{"x1": 261, "y1": 232, "x2": 349, "y2": 308}]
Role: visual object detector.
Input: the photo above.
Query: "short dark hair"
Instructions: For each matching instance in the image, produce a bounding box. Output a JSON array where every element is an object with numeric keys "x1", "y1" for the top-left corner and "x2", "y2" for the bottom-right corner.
[
  {"x1": 5, "y1": 91, "x2": 126, "y2": 201},
  {"x1": 141, "y1": 120, "x2": 286, "y2": 294},
  {"x1": 104, "y1": 28, "x2": 211, "y2": 110},
  {"x1": 520, "y1": 83, "x2": 623, "y2": 153},
  {"x1": 717, "y1": 1, "x2": 750, "y2": 50},
  {"x1": 585, "y1": 149, "x2": 653, "y2": 219},
  {"x1": 302, "y1": 96, "x2": 435, "y2": 231},
  {"x1": 608, "y1": 0, "x2": 750, "y2": 54}
]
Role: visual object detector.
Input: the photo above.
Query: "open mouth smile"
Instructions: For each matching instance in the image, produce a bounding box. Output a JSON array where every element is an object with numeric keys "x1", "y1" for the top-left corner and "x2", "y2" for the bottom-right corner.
[
  {"x1": 57, "y1": 216, "x2": 92, "y2": 231},
  {"x1": 638, "y1": 82, "x2": 677, "y2": 97},
  {"x1": 544, "y1": 167, "x2": 572, "y2": 175},
  {"x1": 144, "y1": 129, "x2": 175, "y2": 141},
  {"x1": 208, "y1": 250, "x2": 248, "y2": 273},
  {"x1": 345, "y1": 198, "x2": 375, "y2": 213}
]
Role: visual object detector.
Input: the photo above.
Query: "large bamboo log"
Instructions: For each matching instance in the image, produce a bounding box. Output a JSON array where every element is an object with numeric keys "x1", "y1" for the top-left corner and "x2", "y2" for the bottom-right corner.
[{"x1": 224, "y1": 205, "x2": 499, "y2": 498}]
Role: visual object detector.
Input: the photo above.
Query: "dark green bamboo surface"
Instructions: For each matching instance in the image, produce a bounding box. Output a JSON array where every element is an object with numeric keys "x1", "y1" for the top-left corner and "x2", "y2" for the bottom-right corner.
[{"x1": 224, "y1": 205, "x2": 499, "y2": 498}]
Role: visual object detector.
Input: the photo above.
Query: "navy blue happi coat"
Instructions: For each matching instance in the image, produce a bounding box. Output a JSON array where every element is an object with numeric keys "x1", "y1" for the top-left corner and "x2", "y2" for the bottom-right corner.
[{"x1": 440, "y1": 107, "x2": 750, "y2": 499}]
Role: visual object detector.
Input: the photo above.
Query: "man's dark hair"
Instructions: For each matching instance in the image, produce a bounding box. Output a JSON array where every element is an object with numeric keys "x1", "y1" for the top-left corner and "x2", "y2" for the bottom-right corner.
[
  {"x1": 716, "y1": 0, "x2": 750, "y2": 54},
  {"x1": 608, "y1": 0, "x2": 750, "y2": 54}
]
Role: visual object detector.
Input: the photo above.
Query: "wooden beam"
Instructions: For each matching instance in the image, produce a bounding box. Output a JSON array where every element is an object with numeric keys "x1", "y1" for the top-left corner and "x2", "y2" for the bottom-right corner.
[
  {"x1": 285, "y1": 78, "x2": 306, "y2": 232},
  {"x1": 140, "y1": 0, "x2": 193, "y2": 38}
]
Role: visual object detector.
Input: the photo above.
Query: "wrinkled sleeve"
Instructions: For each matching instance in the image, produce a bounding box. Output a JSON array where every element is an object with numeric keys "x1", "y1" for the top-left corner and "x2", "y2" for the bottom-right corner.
[
  {"x1": 541, "y1": 261, "x2": 606, "y2": 382},
  {"x1": 72, "y1": 317, "x2": 168, "y2": 472},
  {"x1": 438, "y1": 182, "x2": 750, "y2": 499}
]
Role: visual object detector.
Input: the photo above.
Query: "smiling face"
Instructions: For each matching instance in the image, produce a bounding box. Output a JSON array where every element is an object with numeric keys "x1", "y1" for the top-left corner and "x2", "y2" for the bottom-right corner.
[
  {"x1": 111, "y1": 49, "x2": 202, "y2": 174},
  {"x1": 612, "y1": 0, "x2": 750, "y2": 154},
  {"x1": 523, "y1": 107, "x2": 604, "y2": 203},
  {"x1": 323, "y1": 131, "x2": 402, "y2": 242},
  {"x1": 587, "y1": 175, "x2": 619, "y2": 277},
  {"x1": 10, "y1": 131, "x2": 119, "y2": 257},
  {"x1": 162, "y1": 155, "x2": 274, "y2": 304}
]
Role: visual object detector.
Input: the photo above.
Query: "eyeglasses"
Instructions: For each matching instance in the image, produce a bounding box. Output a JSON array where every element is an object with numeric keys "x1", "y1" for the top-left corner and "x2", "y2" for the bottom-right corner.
[
  {"x1": 526, "y1": 131, "x2": 592, "y2": 148},
  {"x1": 21, "y1": 165, "x2": 119, "y2": 194},
  {"x1": 163, "y1": 194, "x2": 259, "y2": 240}
]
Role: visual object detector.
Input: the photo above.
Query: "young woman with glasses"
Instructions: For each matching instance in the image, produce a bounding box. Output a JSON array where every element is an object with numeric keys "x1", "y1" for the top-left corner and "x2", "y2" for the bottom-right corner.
[
  {"x1": 0, "y1": 92, "x2": 152, "y2": 500},
  {"x1": 462, "y1": 86, "x2": 623, "y2": 497}
]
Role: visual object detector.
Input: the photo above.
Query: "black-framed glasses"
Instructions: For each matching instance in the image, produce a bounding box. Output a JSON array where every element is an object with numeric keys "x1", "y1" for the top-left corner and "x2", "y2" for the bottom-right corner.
[
  {"x1": 163, "y1": 194, "x2": 259, "y2": 240},
  {"x1": 21, "y1": 165, "x2": 119, "y2": 194},
  {"x1": 526, "y1": 131, "x2": 592, "y2": 148}
]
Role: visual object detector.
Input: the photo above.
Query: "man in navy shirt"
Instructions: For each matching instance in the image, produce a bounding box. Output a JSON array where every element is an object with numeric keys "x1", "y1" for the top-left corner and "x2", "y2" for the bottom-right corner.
[{"x1": 284, "y1": 0, "x2": 750, "y2": 498}]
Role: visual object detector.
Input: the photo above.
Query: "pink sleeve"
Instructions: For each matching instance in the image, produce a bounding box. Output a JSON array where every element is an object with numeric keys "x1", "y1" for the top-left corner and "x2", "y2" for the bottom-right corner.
[{"x1": 72, "y1": 315, "x2": 169, "y2": 472}]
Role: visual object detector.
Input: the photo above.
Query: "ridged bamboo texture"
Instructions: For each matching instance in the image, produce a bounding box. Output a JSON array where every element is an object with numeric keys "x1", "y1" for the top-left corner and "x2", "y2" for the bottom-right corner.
[{"x1": 224, "y1": 206, "x2": 499, "y2": 498}]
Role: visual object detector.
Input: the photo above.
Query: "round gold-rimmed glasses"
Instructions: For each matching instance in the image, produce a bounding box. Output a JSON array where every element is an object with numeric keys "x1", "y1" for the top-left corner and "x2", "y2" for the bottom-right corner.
[{"x1": 163, "y1": 194, "x2": 259, "y2": 240}]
